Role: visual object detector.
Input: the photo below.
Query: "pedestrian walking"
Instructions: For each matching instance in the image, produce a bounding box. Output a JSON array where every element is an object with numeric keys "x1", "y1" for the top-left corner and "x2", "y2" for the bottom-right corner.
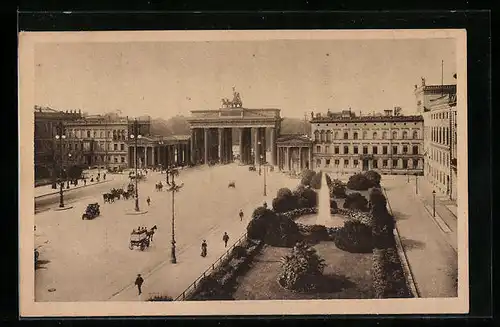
[
  {"x1": 239, "y1": 209, "x2": 244, "y2": 221},
  {"x1": 222, "y1": 232, "x2": 229, "y2": 248},
  {"x1": 135, "y1": 274, "x2": 144, "y2": 295},
  {"x1": 146, "y1": 196, "x2": 151, "y2": 206},
  {"x1": 201, "y1": 240, "x2": 208, "y2": 257},
  {"x1": 103, "y1": 173, "x2": 106, "y2": 180},
  {"x1": 83, "y1": 178, "x2": 87, "y2": 186}
]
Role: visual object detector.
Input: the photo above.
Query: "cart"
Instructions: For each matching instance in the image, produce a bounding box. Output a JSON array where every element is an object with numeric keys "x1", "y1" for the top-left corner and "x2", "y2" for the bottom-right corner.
[
  {"x1": 129, "y1": 231, "x2": 150, "y2": 251},
  {"x1": 82, "y1": 203, "x2": 100, "y2": 220}
]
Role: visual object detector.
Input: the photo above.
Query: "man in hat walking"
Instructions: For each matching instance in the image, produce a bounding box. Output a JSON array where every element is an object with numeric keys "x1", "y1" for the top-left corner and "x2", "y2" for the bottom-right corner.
[
  {"x1": 222, "y1": 232, "x2": 229, "y2": 248},
  {"x1": 135, "y1": 274, "x2": 144, "y2": 295}
]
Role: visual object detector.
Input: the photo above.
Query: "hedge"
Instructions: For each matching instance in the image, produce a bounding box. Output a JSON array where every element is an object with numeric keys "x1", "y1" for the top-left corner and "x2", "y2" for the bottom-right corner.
[
  {"x1": 372, "y1": 247, "x2": 412, "y2": 298},
  {"x1": 343, "y1": 192, "x2": 369, "y2": 212},
  {"x1": 334, "y1": 220, "x2": 373, "y2": 253}
]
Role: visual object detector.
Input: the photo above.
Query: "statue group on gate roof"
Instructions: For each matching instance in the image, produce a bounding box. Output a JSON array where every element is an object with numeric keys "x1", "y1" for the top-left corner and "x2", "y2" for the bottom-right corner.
[{"x1": 221, "y1": 86, "x2": 243, "y2": 108}]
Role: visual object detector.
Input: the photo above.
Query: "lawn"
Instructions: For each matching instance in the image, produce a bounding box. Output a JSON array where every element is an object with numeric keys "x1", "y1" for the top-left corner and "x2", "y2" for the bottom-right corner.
[{"x1": 232, "y1": 241, "x2": 374, "y2": 300}]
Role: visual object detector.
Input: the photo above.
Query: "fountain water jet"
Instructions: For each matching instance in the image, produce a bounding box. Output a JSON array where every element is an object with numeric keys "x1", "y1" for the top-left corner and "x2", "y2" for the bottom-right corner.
[{"x1": 316, "y1": 171, "x2": 331, "y2": 226}]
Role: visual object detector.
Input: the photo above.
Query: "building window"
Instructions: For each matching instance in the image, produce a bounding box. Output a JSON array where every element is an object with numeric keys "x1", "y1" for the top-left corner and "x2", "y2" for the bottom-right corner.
[
  {"x1": 121, "y1": 156, "x2": 126, "y2": 163},
  {"x1": 392, "y1": 131, "x2": 397, "y2": 139},
  {"x1": 343, "y1": 132, "x2": 348, "y2": 140},
  {"x1": 413, "y1": 159, "x2": 419, "y2": 168},
  {"x1": 383, "y1": 146, "x2": 388, "y2": 154},
  {"x1": 334, "y1": 131, "x2": 338, "y2": 139},
  {"x1": 413, "y1": 131, "x2": 418, "y2": 139},
  {"x1": 402, "y1": 131, "x2": 408, "y2": 139},
  {"x1": 363, "y1": 146, "x2": 368, "y2": 155},
  {"x1": 326, "y1": 131, "x2": 332, "y2": 142},
  {"x1": 412, "y1": 145, "x2": 419, "y2": 155},
  {"x1": 354, "y1": 159, "x2": 359, "y2": 167},
  {"x1": 316, "y1": 159, "x2": 321, "y2": 166},
  {"x1": 316, "y1": 145, "x2": 321, "y2": 153},
  {"x1": 373, "y1": 160, "x2": 378, "y2": 168},
  {"x1": 392, "y1": 159, "x2": 398, "y2": 168},
  {"x1": 114, "y1": 143, "x2": 118, "y2": 151},
  {"x1": 353, "y1": 146, "x2": 359, "y2": 154},
  {"x1": 392, "y1": 146, "x2": 398, "y2": 154},
  {"x1": 382, "y1": 131, "x2": 387, "y2": 139},
  {"x1": 403, "y1": 146, "x2": 408, "y2": 154},
  {"x1": 114, "y1": 157, "x2": 118, "y2": 163},
  {"x1": 314, "y1": 131, "x2": 320, "y2": 142},
  {"x1": 383, "y1": 159, "x2": 388, "y2": 167},
  {"x1": 120, "y1": 144, "x2": 125, "y2": 151},
  {"x1": 344, "y1": 146, "x2": 349, "y2": 154},
  {"x1": 334, "y1": 159, "x2": 340, "y2": 166},
  {"x1": 344, "y1": 159, "x2": 349, "y2": 167},
  {"x1": 353, "y1": 132, "x2": 358, "y2": 140},
  {"x1": 402, "y1": 159, "x2": 408, "y2": 169},
  {"x1": 325, "y1": 159, "x2": 330, "y2": 167},
  {"x1": 87, "y1": 131, "x2": 91, "y2": 138},
  {"x1": 373, "y1": 146, "x2": 378, "y2": 154},
  {"x1": 334, "y1": 146, "x2": 339, "y2": 154},
  {"x1": 373, "y1": 132, "x2": 378, "y2": 139},
  {"x1": 363, "y1": 131, "x2": 367, "y2": 139},
  {"x1": 325, "y1": 146, "x2": 330, "y2": 153},
  {"x1": 320, "y1": 131, "x2": 326, "y2": 142}
]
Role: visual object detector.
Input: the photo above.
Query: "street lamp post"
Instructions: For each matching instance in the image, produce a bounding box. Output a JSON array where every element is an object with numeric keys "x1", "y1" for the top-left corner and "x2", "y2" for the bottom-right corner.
[
  {"x1": 407, "y1": 168, "x2": 409, "y2": 183},
  {"x1": 415, "y1": 174, "x2": 418, "y2": 195},
  {"x1": 167, "y1": 169, "x2": 183, "y2": 264},
  {"x1": 260, "y1": 154, "x2": 267, "y2": 196},
  {"x1": 432, "y1": 190, "x2": 436, "y2": 218},
  {"x1": 129, "y1": 119, "x2": 142, "y2": 212},
  {"x1": 55, "y1": 122, "x2": 66, "y2": 208}
]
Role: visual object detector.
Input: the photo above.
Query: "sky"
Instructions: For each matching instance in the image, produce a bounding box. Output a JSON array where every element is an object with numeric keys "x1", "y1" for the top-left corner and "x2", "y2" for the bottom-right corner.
[{"x1": 35, "y1": 38, "x2": 456, "y2": 120}]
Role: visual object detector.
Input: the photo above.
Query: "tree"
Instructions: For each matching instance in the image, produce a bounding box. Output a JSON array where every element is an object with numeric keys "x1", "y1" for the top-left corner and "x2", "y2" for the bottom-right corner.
[
  {"x1": 300, "y1": 169, "x2": 316, "y2": 187},
  {"x1": 346, "y1": 173, "x2": 375, "y2": 191},
  {"x1": 364, "y1": 170, "x2": 382, "y2": 188},
  {"x1": 309, "y1": 171, "x2": 322, "y2": 189},
  {"x1": 343, "y1": 192, "x2": 369, "y2": 212},
  {"x1": 278, "y1": 241, "x2": 326, "y2": 291},
  {"x1": 329, "y1": 179, "x2": 347, "y2": 198}
]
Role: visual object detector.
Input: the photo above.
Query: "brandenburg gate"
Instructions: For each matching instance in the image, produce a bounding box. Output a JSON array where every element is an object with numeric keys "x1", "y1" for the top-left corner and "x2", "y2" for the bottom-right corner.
[{"x1": 186, "y1": 88, "x2": 282, "y2": 167}]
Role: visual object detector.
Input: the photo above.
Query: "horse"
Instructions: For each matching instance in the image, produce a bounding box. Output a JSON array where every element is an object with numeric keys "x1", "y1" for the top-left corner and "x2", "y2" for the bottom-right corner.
[
  {"x1": 102, "y1": 193, "x2": 114, "y2": 203},
  {"x1": 228, "y1": 181, "x2": 235, "y2": 188},
  {"x1": 146, "y1": 225, "x2": 158, "y2": 242},
  {"x1": 155, "y1": 182, "x2": 163, "y2": 192}
]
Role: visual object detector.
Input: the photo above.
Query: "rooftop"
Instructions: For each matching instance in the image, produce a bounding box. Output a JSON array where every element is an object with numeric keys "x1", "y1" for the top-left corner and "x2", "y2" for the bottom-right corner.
[{"x1": 310, "y1": 114, "x2": 424, "y2": 123}]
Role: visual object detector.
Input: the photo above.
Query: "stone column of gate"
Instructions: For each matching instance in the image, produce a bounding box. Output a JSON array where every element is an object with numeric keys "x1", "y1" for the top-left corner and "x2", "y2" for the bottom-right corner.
[
  {"x1": 204, "y1": 128, "x2": 209, "y2": 165},
  {"x1": 298, "y1": 147, "x2": 302, "y2": 171},
  {"x1": 238, "y1": 128, "x2": 244, "y2": 165},
  {"x1": 308, "y1": 147, "x2": 312, "y2": 170},
  {"x1": 218, "y1": 128, "x2": 223, "y2": 164},
  {"x1": 253, "y1": 127, "x2": 260, "y2": 167},
  {"x1": 190, "y1": 129, "x2": 196, "y2": 165},
  {"x1": 151, "y1": 146, "x2": 155, "y2": 167},
  {"x1": 269, "y1": 127, "x2": 276, "y2": 166},
  {"x1": 144, "y1": 146, "x2": 148, "y2": 168},
  {"x1": 286, "y1": 146, "x2": 291, "y2": 171}
]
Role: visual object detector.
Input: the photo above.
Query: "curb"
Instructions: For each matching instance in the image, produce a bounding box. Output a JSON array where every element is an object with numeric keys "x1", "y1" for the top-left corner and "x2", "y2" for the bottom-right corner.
[
  {"x1": 35, "y1": 180, "x2": 112, "y2": 199},
  {"x1": 383, "y1": 187, "x2": 420, "y2": 298}
]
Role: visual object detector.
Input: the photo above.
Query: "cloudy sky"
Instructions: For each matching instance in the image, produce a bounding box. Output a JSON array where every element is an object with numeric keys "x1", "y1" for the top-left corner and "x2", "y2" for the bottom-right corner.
[{"x1": 35, "y1": 38, "x2": 456, "y2": 119}]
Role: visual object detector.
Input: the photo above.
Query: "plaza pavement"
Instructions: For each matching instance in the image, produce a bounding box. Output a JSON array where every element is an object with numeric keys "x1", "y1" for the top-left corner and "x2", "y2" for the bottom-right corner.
[
  {"x1": 34, "y1": 163, "x2": 299, "y2": 302},
  {"x1": 383, "y1": 175, "x2": 458, "y2": 298}
]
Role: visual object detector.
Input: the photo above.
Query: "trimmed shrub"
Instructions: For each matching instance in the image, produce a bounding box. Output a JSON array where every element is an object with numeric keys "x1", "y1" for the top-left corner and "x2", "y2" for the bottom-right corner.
[
  {"x1": 147, "y1": 294, "x2": 174, "y2": 301},
  {"x1": 300, "y1": 169, "x2": 316, "y2": 187},
  {"x1": 337, "y1": 208, "x2": 374, "y2": 227},
  {"x1": 329, "y1": 179, "x2": 347, "y2": 198},
  {"x1": 346, "y1": 173, "x2": 375, "y2": 191},
  {"x1": 247, "y1": 207, "x2": 301, "y2": 247},
  {"x1": 272, "y1": 194, "x2": 299, "y2": 213},
  {"x1": 330, "y1": 199, "x2": 338, "y2": 210},
  {"x1": 278, "y1": 241, "x2": 326, "y2": 291},
  {"x1": 296, "y1": 187, "x2": 318, "y2": 209},
  {"x1": 247, "y1": 208, "x2": 276, "y2": 240},
  {"x1": 343, "y1": 192, "x2": 369, "y2": 212},
  {"x1": 231, "y1": 245, "x2": 247, "y2": 259},
  {"x1": 310, "y1": 171, "x2": 322, "y2": 189},
  {"x1": 372, "y1": 247, "x2": 412, "y2": 298},
  {"x1": 277, "y1": 187, "x2": 293, "y2": 199},
  {"x1": 364, "y1": 170, "x2": 382, "y2": 188},
  {"x1": 334, "y1": 220, "x2": 373, "y2": 253},
  {"x1": 325, "y1": 173, "x2": 333, "y2": 189},
  {"x1": 369, "y1": 187, "x2": 387, "y2": 208}
]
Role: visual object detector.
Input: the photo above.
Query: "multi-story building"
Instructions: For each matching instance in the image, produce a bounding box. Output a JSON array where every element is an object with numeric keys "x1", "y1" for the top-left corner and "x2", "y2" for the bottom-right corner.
[
  {"x1": 34, "y1": 106, "x2": 82, "y2": 183},
  {"x1": 416, "y1": 77, "x2": 457, "y2": 200},
  {"x1": 310, "y1": 109, "x2": 424, "y2": 176},
  {"x1": 64, "y1": 114, "x2": 151, "y2": 171}
]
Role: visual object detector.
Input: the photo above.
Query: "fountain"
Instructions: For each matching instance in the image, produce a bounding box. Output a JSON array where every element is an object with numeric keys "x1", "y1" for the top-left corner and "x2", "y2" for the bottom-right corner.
[{"x1": 316, "y1": 171, "x2": 332, "y2": 226}]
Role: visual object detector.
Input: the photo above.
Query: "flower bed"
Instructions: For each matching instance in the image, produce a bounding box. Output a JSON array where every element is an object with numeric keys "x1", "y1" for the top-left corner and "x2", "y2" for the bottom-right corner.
[{"x1": 186, "y1": 238, "x2": 264, "y2": 301}]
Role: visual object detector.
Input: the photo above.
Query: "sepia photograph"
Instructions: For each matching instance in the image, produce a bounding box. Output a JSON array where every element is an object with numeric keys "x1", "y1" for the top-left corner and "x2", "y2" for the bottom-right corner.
[{"x1": 19, "y1": 29, "x2": 468, "y2": 316}]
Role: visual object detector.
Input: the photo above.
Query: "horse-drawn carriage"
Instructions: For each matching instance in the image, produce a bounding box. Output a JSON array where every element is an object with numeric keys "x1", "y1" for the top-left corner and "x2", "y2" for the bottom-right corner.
[
  {"x1": 228, "y1": 181, "x2": 235, "y2": 188},
  {"x1": 249, "y1": 166, "x2": 256, "y2": 171},
  {"x1": 82, "y1": 203, "x2": 100, "y2": 220},
  {"x1": 129, "y1": 226, "x2": 157, "y2": 251},
  {"x1": 155, "y1": 181, "x2": 163, "y2": 191}
]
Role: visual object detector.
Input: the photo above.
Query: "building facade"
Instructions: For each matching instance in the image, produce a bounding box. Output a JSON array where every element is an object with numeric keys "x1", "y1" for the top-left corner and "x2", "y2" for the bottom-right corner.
[
  {"x1": 34, "y1": 106, "x2": 82, "y2": 183},
  {"x1": 417, "y1": 80, "x2": 458, "y2": 200},
  {"x1": 309, "y1": 110, "x2": 424, "y2": 175},
  {"x1": 186, "y1": 88, "x2": 281, "y2": 166},
  {"x1": 276, "y1": 134, "x2": 313, "y2": 172},
  {"x1": 64, "y1": 114, "x2": 151, "y2": 171},
  {"x1": 127, "y1": 135, "x2": 191, "y2": 169}
]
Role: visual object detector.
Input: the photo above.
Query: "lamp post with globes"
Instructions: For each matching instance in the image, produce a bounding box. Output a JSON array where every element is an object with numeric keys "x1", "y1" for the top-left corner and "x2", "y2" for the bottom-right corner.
[
  {"x1": 260, "y1": 154, "x2": 267, "y2": 196},
  {"x1": 54, "y1": 122, "x2": 67, "y2": 208},
  {"x1": 432, "y1": 190, "x2": 436, "y2": 218},
  {"x1": 167, "y1": 169, "x2": 183, "y2": 264},
  {"x1": 129, "y1": 119, "x2": 142, "y2": 212}
]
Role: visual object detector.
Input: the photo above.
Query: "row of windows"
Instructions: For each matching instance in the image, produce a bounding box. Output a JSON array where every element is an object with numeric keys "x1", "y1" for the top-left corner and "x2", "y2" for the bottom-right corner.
[
  {"x1": 65, "y1": 129, "x2": 128, "y2": 140},
  {"x1": 313, "y1": 130, "x2": 420, "y2": 142},
  {"x1": 72, "y1": 154, "x2": 127, "y2": 163},
  {"x1": 430, "y1": 126, "x2": 453, "y2": 146},
  {"x1": 426, "y1": 164, "x2": 450, "y2": 188},
  {"x1": 315, "y1": 145, "x2": 420, "y2": 155},
  {"x1": 429, "y1": 147, "x2": 450, "y2": 168},
  {"x1": 58, "y1": 142, "x2": 127, "y2": 152},
  {"x1": 431, "y1": 112, "x2": 451, "y2": 120},
  {"x1": 316, "y1": 158, "x2": 420, "y2": 169}
]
